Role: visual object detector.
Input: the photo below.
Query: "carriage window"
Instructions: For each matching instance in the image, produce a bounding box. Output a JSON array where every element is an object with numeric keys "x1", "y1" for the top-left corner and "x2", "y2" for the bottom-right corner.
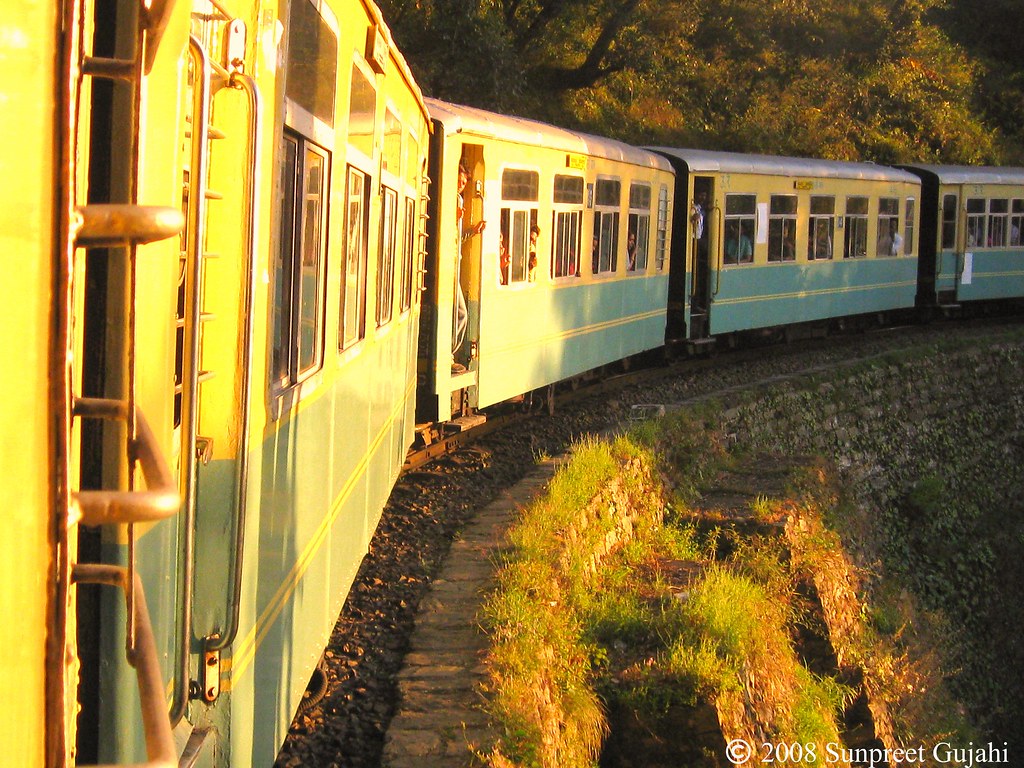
[
  {"x1": 405, "y1": 134, "x2": 420, "y2": 188},
  {"x1": 502, "y1": 169, "x2": 539, "y2": 200},
  {"x1": 904, "y1": 198, "x2": 916, "y2": 255},
  {"x1": 877, "y1": 197, "x2": 899, "y2": 256},
  {"x1": 656, "y1": 185, "x2": 669, "y2": 271},
  {"x1": 382, "y1": 110, "x2": 402, "y2": 177},
  {"x1": 400, "y1": 197, "x2": 416, "y2": 311},
  {"x1": 844, "y1": 196, "x2": 868, "y2": 259},
  {"x1": 1011, "y1": 200, "x2": 1024, "y2": 247},
  {"x1": 286, "y1": 0, "x2": 337, "y2": 126},
  {"x1": 627, "y1": 183, "x2": 651, "y2": 272},
  {"x1": 500, "y1": 169, "x2": 540, "y2": 285},
  {"x1": 966, "y1": 198, "x2": 986, "y2": 248},
  {"x1": 340, "y1": 166, "x2": 368, "y2": 348},
  {"x1": 348, "y1": 66, "x2": 376, "y2": 158},
  {"x1": 272, "y1": 133, "x2": 328, "y2": 387},
  {"x1": 767, "y1": 195, "x2": 797, "y2": 262},
  {"x1": 988, "y1": 199, "x2": 1008, "y2": 247},
  {"x1": 941, "y1": 194, "x2": 958, "y2": 249},
  {"x1": 808, "y1": 196, "x2": 834, "y2": 261},
  {"x1": 552, "y1": 174, "x2": 583, "y2": 279},
  {"x1": 376, "y1": 186, "x2": 398, "y2": 326},
  {"x1": 724, "y1": 194, "x2": 756, "y2": 265},
  {"x1": 593, "y1": 179, "x2": 621, "y2": 274}
]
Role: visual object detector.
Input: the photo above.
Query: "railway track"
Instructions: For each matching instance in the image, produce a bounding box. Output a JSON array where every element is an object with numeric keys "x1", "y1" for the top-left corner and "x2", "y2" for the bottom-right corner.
[{"x1": 274, "y1": 314, "x2": 1022, "y2": 768}]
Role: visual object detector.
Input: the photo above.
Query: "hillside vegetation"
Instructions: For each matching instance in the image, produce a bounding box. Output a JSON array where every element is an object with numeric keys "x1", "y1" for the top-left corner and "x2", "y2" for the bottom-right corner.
[{"x1": 379, "y1": 0, "x2": 1024, "y2": 164}]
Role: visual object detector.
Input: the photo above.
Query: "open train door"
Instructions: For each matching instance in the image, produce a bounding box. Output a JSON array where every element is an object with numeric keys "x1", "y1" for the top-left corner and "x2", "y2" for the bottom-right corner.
[
  {"x1": 455, "y1": 143, "x2": 486, "y2": 380},
  {"x1": 689, "y1": 176, "x2": 715, "y2": 340}
]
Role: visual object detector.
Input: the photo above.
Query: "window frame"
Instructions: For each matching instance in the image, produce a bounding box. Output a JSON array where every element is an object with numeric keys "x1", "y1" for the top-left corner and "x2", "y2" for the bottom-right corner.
[
  {"x1": 376, "y1": 185, "x2": 398, "y2": 327},
  {"x1": 271, "y1": 131, "x2": 330, "y2": 392},
  {"x1": 877, "y1": 197, "x2": 900, "y2": 257},
  {"x1": 499, "y1": 168, "x2": 540, "y2": 287},
  {"x1": 903, "y1": 197, "x2": 916, "y2": 255},
  {"x1": 767, "y1": 194, "x2": 797, "y2": 263},
  {"x1": 551, "y1": 173, "x2": 584, "y2": 280},
  {"x1": 655, "y1": 185, "x2": 669, "y2": 271},
  {"x1": 941, "y1": 193, "x2": 958, "y2": 250},
  {"x1": 966, "y1": 198, "x2": 986, "y2": 248},
  {"x1": 1010, "y1": 199, "x2": 1024, "y2": 247},
  {"x1": 592, "y1": 177, "x2": 621, "y2": 275},
  {"x1": 844, "y1": 196, "x2": 869, "y2": 259},
  {"x1": 723, "y1": 193, "x2": 756, "y2": 266},
  {"x1": 988, "y1": 198, "x2": 1009, "y2": 248},
  {"x1": 626, "y1": 182, "x2": 651, "y2": 273},
  {"x1": 808, "y1": 195, "x2": 835, "y2": 261},
  {"x1": 340, "y1": 165, "x2": 369, "y2": 349}
]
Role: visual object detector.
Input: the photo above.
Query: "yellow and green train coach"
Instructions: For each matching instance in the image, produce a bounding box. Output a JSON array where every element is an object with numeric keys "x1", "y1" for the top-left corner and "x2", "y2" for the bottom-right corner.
[
  {"x1": 653, "y1": 148, "x2": 923, "y2": 343},
  {"x1": 419, "y1": 98, "x2": 675, "y2": 425},
  {"x1": 4, "y1": 0, "x2": 429, "y2": 764},
  {"x1": 901, "y1": 164, "x2": 1024, "y2": 309}
]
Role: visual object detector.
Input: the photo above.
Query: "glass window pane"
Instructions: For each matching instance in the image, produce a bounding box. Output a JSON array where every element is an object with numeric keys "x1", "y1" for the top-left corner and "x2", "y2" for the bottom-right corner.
[{"x1": 286, "y1": 0, "x2": 337, "y2": 125}]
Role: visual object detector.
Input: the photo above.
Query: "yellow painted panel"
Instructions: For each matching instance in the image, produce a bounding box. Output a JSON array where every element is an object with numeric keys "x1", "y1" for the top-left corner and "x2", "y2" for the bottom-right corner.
[{"x1": 0, "y1": 2, "x2": 59, "y2": 763}]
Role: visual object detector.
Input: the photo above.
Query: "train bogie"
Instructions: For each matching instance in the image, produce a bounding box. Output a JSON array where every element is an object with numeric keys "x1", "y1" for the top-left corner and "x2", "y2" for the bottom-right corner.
[
  {"x1": 419, "y1": 100, "x2": 674, "y2": 422},
  {"x1": 653, "y1": 149, "x2": 922, "y2": 343}
]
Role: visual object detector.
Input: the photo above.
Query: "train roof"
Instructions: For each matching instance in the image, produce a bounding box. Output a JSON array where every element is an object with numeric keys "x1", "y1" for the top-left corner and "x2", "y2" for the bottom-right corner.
[
  {"x1": 648, "y1": 147, "x2": 920, "y2": 184},
  {"x1": 425, "y1": 98, "x2": 672, "y2": 172},
  {"x1": 897, "y1": 164, "x2": 1024, "y2": 186}
]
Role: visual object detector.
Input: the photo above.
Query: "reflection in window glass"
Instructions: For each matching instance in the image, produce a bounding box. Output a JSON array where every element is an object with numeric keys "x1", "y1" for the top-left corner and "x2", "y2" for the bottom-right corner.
[
  {"x1": 271, "y1": 136, "x2": 299, "y2": 384},
  {"x1": 904, "y1": 198, "x2": 916, "y2": 255},
  {"x1": 348, "y1": 67, "x2": 376, "y2": 158},
  {"x1": 382, "y1": 111, "x2": 402, "y2": 177},
  {"x1": 501, "y1": 169, "x2": 539, "y2": 201},
  {"x1": 377, "y1": 187, "x2": 398, "y2": 326},
  {"x1": 341, "y1": 167, "x2": 368, "y2": 348},
  {"x1": 400, "y1": 197, "x2": 416, "y2": 311},
  {"x1": 272, "y1": 133, "x2": 328, "y2": 388},
  {"x1": 286, "y1": 0, "x2": 337, "y2": 125}
]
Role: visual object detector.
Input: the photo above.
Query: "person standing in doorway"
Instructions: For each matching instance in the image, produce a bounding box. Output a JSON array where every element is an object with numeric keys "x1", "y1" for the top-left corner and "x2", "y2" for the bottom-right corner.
[{"x1": 453, "y1": 163, "x2": 484, "y2": 372}]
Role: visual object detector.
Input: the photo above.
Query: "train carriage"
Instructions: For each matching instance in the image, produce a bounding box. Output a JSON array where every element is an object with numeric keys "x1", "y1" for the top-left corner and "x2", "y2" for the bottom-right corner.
[
  {"x1": 5, "y1": 0, "x2": 429, "y2": 764},
  {"x1": 652, "y1": 149, "x2": 922, "y2": 343},
  {"x1": 899, "y1": 165, "x2": 1024, "y2": 309},
  {"x1": 419, "y1": 99, "x2": 674, "y2": 424}
]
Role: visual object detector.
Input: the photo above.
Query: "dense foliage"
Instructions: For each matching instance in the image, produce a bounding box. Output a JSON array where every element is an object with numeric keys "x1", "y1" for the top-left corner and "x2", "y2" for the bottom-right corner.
[{"x1": 379, "y1": 0, "x2": 1020, "y2": 164}]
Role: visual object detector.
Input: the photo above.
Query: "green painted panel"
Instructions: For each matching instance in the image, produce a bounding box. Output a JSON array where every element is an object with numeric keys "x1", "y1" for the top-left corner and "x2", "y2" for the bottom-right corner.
[
  {"x1": 708, "y1": 258, "x2": 918, "y2": 334},
  {"x1": 956, "y1": 249, "x2": 1024, "y2": 302},
  {"x1": 475, "y1": 275, "x2": 669, "y2": 407}
]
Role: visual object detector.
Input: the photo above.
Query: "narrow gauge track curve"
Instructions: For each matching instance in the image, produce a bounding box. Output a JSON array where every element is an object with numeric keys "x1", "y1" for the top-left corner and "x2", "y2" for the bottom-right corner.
[{"x1": 274, "y1": 314, "x2": 1021, "y2": 768}]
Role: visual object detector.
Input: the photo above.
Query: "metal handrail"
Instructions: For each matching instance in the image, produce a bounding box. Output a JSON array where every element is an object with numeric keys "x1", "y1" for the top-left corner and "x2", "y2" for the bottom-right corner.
[
  {"x1": 169, "y1": 34, "x2": 212, "y2": 727},
  {"x1": 73, "y1": 564, "x2": 175, "y2": 768},
  {"x1": 204, "y1": 68, "x2": 262, "y2": 654},
  {"x1": 712, "y1": 204, "x2": 723, "y2": 298},
  {"x1": 71, "y1": 398, "x2": 179, "y2": 526}
]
